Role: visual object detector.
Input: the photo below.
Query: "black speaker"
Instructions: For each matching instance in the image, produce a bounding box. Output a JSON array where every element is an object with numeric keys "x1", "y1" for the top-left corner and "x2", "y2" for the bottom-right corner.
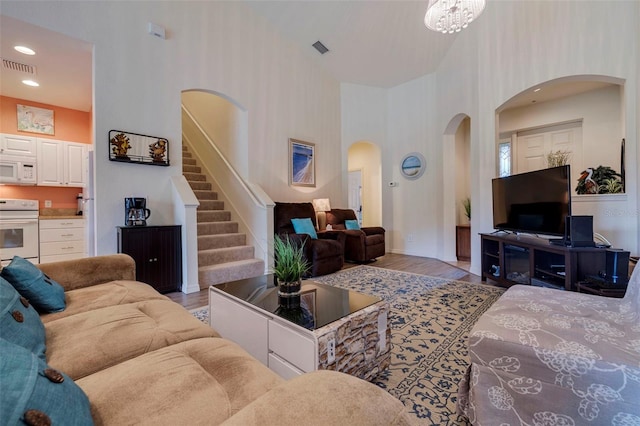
[
  {"x1": 565, "y1": 215, "x2": 595, "y2": 247},
  {"x1": 604, "y1": 249, "x2": 630, "y2": 286}
]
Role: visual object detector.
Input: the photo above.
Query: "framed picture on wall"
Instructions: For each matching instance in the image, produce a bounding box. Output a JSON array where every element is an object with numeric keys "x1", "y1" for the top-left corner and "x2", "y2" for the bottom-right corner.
[
  {"x1": 17, "y1": 104, "x2": 54, "y2": 135},
  {"x1": 289, "y1": 138, "x2": 316, "y2": 187}
]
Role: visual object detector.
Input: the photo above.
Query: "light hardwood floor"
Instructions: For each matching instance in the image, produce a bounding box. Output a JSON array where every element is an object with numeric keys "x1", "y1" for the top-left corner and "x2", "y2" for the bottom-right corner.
[{"x1": 166, "y1": 253, "x2": 484, "y2": 310}]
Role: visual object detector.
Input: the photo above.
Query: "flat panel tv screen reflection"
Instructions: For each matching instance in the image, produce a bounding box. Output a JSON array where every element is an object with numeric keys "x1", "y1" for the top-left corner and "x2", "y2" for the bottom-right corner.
[{"x1": 492, "y1": 165, "x2": 571, "y2": 237}]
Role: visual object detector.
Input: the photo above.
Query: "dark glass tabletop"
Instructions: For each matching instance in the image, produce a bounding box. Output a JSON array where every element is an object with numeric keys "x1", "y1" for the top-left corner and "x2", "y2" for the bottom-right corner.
[{"x1": 212, "y1": 274, "x2": 381, "y2": 331}]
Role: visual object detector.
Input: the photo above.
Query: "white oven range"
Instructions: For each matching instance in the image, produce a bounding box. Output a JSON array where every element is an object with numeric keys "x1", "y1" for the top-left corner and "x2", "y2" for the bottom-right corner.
[{"x1": 0, "y1": 199, "x2": 39, "y2": 265}]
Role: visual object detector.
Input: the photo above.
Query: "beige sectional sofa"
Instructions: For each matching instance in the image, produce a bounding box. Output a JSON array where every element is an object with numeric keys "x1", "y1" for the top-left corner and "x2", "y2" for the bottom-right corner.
[{"x1": 32, "y1": 254, "x2": 411, "y2": 425}]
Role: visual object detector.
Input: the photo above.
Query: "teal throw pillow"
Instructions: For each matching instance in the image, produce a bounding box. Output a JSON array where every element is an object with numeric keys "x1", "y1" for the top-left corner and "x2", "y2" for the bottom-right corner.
[
  {"x1": 345, "y1": 220, "x2": 361, "y2": 230},
  {"x1": 0, "y1": 277, "x2": 46, "y2": 360},
  {"x1": 1, "y1": 256, "x2": 66, "y2": 313},
  {"x1": 291, "y1": 218, "x2": 318, "y2": 239},
  {"x1": 0, "y1": 338, "x2": 93, "y2": 426}
]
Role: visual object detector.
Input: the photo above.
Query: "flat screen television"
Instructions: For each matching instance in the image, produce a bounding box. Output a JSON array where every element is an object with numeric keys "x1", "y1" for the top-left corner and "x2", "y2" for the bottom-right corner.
[{"x1": 492, "y1": 165, "x2": 571, "y2": 237}]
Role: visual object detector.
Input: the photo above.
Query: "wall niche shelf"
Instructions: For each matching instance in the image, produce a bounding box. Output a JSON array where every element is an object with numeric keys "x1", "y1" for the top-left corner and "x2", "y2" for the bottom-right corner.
[{"x1": 109, "y1": 130, "x2": 170, "y2": 166}]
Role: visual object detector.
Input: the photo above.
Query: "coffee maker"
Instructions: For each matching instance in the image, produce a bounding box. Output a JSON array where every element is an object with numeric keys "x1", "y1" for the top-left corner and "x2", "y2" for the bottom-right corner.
[{"x1": 125, "y1": 198, "x2": 151, "y2": 226}]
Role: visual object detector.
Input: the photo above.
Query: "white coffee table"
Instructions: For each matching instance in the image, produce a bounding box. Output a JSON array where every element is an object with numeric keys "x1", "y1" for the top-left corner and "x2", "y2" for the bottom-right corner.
[{"x1": 209, "y1": 274, "x2": 390, "y2": 380}]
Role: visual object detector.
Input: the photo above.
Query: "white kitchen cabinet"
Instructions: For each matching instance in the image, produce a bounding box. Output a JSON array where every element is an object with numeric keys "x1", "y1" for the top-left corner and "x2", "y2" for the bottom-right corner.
[
  {"x1": 0, "y1": 134, "x2": 37, "y2": 156},
  {"x1": 37, "y1": 138, "x2": 87, "y2": 187},
  {"x1": 39, "y1": 218, "x2": 86, "y2": 263}
]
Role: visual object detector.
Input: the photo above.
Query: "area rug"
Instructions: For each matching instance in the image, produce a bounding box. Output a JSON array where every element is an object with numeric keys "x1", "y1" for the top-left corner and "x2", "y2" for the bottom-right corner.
[{"x1": 192, "y1": 266, "x2": 504, "y2": 425}]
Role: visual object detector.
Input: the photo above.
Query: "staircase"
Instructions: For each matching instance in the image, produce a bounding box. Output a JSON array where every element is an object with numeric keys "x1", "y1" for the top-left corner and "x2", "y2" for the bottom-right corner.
[{"x1": 182, "y1": 145, "x2": 265, "y2": 290}]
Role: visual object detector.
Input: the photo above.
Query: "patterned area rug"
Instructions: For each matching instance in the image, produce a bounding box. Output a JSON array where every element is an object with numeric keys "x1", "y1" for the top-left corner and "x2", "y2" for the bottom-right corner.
[{"x1": 192, "y1": 266, "x2": 504, "y2": 425}]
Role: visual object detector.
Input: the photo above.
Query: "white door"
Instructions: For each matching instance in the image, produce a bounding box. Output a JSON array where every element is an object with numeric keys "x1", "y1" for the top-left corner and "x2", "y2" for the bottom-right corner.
[
  {"x1": 516, "y1": 121, "x2": 582, "y2": 182},
  {"x1": 348, "y1": 170, "x2": 362, "y2": 225}
]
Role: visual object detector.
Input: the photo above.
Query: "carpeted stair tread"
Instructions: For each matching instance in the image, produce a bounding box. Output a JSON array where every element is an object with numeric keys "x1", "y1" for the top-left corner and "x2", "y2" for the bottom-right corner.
[
  {"x1": 189, "y1": 181, "x2": 213, "y2": 191},
  {"x1": 198, "y1": 233, "x2": 247, "y2": 250},
  {"x1": 197, "y1": 221, "x2": 239, "y2": 235},
  {"x1": 198, "y1": 258, "x2": 265, "y2": 289},
  {"x1": 183, "y1": 158, "x2": 197, "y2": 166},
  {"x1": 197, "y1": 210, "x2": 231, "y2": 222},
  {"x1": 183, "y1": 151, "x2": 192, "y2": 158},
  {"x1": 198, "y1": 245, "x2": 255, "y2": 265},
  {"x1": 193, "y1": 191, "x2": 219, "y2": 201},
  {"x1": 183, "y1": 165, "x2": 201, "y2": 173},
  {"x1": 184, "y1": 172, "x2": 206, "y2": 182}
]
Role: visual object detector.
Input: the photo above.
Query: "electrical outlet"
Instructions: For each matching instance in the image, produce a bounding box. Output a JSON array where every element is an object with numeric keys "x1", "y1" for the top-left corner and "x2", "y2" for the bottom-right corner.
[
  {"x1": 327, "y1": 338, "x2": 336, "y2": 364},
  {"x1": 44, "y1": 200, "x2": 52, "y2": 208},
  {"x1": 407, "y1": 233, "x2": 415, "y2": 242}
]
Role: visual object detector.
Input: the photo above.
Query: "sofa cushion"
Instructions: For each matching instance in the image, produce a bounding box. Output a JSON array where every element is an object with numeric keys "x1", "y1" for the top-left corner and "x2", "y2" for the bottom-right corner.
[
  {"x1": 223, "y1": 370, "x2": 412, "y2": 425},
  {"x1": 1, "y1": 256, "x2": 66, "y2": 313},
  {"x1": 76, "y1": 338, "x2": 283, "y2": 425},
  {"x1": 291, "y1": 218, "x2": 318, "y2": 239},
  {"x1": 0, "y1": 277, "x2": 46, "y2": 360},
  {"x1": 40, "y1": 280, "x2": 168, "y2": 324},
  {"x1": 45, "y1": 299, "x2": 220, "y2": 380},
  {"x1": 345, "y1": 219, "x2": 360, "y2": 230},
  {"x1": 0, "y1": 338, "x2": 92, "y2": 426}
]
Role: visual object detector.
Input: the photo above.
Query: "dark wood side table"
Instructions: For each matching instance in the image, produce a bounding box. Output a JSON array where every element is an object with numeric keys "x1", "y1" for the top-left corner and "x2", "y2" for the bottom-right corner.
[
  {"x1": 117, "y1": 225, "x2": 182, "y2": 293},
  {"x1": 576, "y1": 281, "x2": 626, "y2": 298}
]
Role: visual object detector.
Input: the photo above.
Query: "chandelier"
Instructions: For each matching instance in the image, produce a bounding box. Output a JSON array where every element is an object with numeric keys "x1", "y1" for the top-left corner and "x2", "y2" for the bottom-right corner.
[{"x1": 424, "y1": 0, "x2": 486, "y2": 34}]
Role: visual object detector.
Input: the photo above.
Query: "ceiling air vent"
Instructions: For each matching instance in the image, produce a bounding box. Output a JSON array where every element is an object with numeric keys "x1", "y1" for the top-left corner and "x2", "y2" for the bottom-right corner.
[
  {"x1": 312, "y1": 41, "x2": 329, "y2": 55},
  {"x1": 1, "y1": 58, "x2": 37, "y2": 75}
]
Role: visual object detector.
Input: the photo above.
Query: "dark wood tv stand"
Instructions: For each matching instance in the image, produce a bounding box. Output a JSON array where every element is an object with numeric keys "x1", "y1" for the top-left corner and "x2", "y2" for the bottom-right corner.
[{"x1": 480, "y1": 232, "x2": 607, "y2": 291}]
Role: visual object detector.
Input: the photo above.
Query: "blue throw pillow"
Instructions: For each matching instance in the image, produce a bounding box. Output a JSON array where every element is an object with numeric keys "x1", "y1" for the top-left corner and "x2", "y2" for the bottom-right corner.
[
  {"x1": 291, "y1": 218, "x2": 318, "y2": 239},
  {"x1": 0, "y1": 338, "x2": 93, "y2": 426},
  {"x1": 1, "y1": 256, "x2": 66, "y2": 313},
  {"x1": 0, "y1": 277, "x2": 46, "y2": 360},
  {"x1": 345, "y1": 220, "x2": 361, "y2": 230}
]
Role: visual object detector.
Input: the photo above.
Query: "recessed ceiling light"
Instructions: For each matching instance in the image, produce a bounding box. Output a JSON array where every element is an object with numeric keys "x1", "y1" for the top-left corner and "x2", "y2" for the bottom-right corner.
[
  {"x1": 533, "y1": 88, "x2": 541, "y2": 92},
  {"x1": 22, "y1": 79, "x2": 39, "y2": 87},
  {"x1": 14, "y1": 46, "x2": 36, "y2": 55}
]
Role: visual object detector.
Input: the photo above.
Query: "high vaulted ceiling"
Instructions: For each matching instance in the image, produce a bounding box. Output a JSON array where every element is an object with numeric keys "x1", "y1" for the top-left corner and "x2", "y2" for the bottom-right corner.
[
  {"x1": 0, "y1": 3, "x2": 617, "y2": 114},
  {"x1": 244, "y1": 0, "x2": 457, "y2": 88}
]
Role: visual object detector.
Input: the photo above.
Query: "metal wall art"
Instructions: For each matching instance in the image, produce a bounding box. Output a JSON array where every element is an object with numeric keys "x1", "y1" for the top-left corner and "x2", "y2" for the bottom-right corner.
[{"x1": 109, "y1": 130, "x2": 169, "y2": 166}]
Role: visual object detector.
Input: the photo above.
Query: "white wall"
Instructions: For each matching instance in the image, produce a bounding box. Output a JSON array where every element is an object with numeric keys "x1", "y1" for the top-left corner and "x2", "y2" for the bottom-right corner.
[
  {"x1": 3, "y1": 1, "x2": 343, "y2": 255},
  {"x1": 181, "y1": 91, "x2": 249, "y2": 178}
]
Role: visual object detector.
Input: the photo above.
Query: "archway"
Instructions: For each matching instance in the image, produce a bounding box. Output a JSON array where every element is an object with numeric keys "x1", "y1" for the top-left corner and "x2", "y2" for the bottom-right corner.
[
  {"x1": 347, "y1": 141, "x2": 383, "y2": 227},
  {"x1": 441, "y1": 113, "x2": 471, "y2": 263},
  {"x1": 495, "y1": 75, "x2": 636, "y2": 254}
]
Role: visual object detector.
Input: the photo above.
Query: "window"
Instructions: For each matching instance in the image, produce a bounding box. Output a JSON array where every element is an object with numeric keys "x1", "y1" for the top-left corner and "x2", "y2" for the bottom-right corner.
[{"x1": 498, "y1": 141, "x2": 511, "y2": 177}]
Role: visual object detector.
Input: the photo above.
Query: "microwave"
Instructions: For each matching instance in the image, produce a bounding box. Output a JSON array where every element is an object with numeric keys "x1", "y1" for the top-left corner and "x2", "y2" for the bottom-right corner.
[{"x1": 0, "y1": 156, "x2": 37, "y2": 185}]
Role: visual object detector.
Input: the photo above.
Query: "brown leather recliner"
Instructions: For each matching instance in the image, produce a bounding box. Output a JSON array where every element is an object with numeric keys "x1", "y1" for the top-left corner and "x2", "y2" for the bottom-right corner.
[
  {"x1": 273, "y1": 202, "x2": 345, "y2": 277},
  {"x1": 325, "y1": 209, "x2": 385, "y2": 263}
]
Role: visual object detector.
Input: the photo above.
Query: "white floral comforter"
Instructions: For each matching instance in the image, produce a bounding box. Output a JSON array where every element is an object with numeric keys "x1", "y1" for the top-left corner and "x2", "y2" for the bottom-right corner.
[{"x1": 458, "y1": 267, "x2": 640, "y2": 425}]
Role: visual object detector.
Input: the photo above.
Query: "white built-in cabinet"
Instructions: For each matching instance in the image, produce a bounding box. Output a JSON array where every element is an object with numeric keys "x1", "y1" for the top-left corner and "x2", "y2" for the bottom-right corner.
[
  {"x1": 36, "y1": 138, "x2": 87, "y2": 187},
  {"x1": 39, "y1": 218, "x2": 86, "y2": 263},
  {"x1": 0, "y1": 134, "x2": 37, "y2": 156}
]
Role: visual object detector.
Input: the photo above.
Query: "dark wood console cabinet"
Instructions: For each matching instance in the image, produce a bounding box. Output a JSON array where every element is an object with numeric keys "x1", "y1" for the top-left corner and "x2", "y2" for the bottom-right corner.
[
  {"x1": 480, "y1": 233, "x2": 606, "y2": 291},
  {"x1": 117, "y1": 225, "x2": 182, "y2": 293},
  {"x1": 456, "y1": 225, "x2": 471, "y2": 261}
]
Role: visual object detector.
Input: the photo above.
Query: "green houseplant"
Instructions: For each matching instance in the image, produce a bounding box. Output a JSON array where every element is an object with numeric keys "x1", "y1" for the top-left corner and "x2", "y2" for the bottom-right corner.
[{"x1": 273, "y1": 234, "x2": 309, "y2": 295}]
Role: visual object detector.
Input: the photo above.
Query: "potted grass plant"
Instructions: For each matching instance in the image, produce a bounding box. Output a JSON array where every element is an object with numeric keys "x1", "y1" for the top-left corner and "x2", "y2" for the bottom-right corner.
[{"x1": 273, "y1": 235, "x2": 309, "y2": 306}]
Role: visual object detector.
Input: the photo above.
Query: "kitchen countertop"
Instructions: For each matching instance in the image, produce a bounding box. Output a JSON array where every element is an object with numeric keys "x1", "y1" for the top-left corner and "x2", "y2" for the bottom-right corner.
[{"x1": 39, "y1": 208, "x2": 84, "y2": 220}]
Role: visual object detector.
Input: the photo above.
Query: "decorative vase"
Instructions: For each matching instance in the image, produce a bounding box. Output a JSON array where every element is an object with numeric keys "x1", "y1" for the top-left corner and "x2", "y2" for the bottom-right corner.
[{"x1": 277, "y1": 279, "x2": 302, "y2": 309}]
